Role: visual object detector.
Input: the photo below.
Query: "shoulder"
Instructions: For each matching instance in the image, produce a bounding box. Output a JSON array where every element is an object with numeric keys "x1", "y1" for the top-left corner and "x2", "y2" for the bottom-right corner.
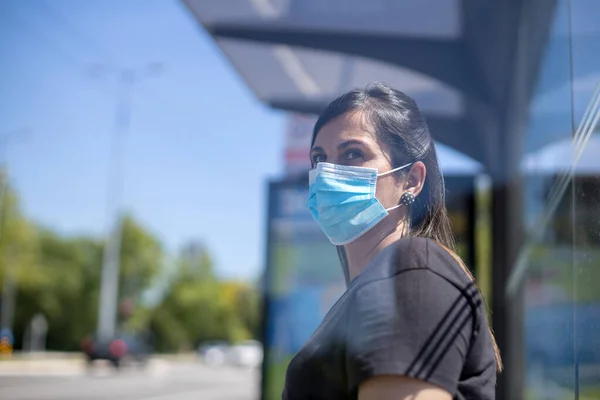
[
  {"x1": 392, "y1": 236, "x2": 464, "y2": 277},
  {"x1": 357, "y1": 237, "x2": 472, "y2": 292},
  {"x1": 345, "y1": 238, "x2": 486, "y2": 395},
  {"x1": 350, "y1": 237, "x2": 479, "y2": 324},
  {"x1": 353, "y1": 237, "x2": 480, "y2": 327}
]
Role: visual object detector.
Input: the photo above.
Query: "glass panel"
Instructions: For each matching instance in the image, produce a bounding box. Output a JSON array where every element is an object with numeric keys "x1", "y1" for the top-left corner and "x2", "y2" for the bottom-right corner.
[
  {"x1": 569, "y1": 0, "x2": 600, "y2": 398},
  {"x1": 263, "y1": 181, "x2": 345, "y2": 400},
  {"x1": 516, "y1": 1, "x2": 577, "y2": 399}
]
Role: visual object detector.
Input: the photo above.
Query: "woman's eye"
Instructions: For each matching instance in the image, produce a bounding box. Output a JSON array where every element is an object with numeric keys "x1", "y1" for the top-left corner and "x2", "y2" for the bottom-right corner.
[
  {"x1": 311, "y1": 154, "x2": 326, "y2": 164},
  {"x1": 344, "y1": 150, "x2": 363, "y2": 160}
]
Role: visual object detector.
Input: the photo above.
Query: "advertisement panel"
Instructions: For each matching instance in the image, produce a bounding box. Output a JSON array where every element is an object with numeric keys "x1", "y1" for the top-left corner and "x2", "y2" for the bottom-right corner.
[{"x1": 261, "y1": 178, "x2": 345, "y2": 400}]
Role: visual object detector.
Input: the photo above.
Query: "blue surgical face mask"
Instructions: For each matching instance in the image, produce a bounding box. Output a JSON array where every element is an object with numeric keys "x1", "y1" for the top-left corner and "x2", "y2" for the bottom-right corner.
[{"x1": 306, "y1": 162, "x2": 412, "y2": 245}]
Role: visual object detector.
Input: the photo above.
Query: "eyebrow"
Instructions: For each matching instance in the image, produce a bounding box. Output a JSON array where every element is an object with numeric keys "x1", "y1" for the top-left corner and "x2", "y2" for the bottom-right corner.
[
  {"x1": 337, "y1": 139, "x2": 367, "y2": 150},
  {"x1": 310, "y1": 139, "x2": 368, "y2": 154}
]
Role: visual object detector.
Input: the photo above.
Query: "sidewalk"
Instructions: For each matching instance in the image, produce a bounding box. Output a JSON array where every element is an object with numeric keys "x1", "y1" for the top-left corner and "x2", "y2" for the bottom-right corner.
[
  {"x1": 0, "y1": 354, "x2": 85, "y2": 376},
  {"x1": 0, "y1": 352, "x2": 192, "y2": 377}
]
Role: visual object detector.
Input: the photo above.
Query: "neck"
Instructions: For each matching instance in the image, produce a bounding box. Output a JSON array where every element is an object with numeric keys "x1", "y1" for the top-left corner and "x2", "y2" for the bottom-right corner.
[{"x1": 344, "y1": 218, "x2": 409, "y2": 282}]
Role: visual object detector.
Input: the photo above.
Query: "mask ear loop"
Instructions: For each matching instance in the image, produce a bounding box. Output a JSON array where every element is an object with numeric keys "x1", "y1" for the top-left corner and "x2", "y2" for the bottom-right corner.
[
  {"x1": 381, "y1": 163, "x2": 413, "y2": 212},
  {"x1": 384, "y1": 193, "x2": 414, "y2": 237},
  {"x1": 377, "y1": 163, "x2": 412, "y2": 177},
  {"x1": 384, "y1": 195, "x2": 415, "y2": 212},
  {"x1": 385, "y1": 203, "x2": 402, "y2": 212},
  {"x1": 390, "y1": 195, "x2": 414, "y2": 237}
]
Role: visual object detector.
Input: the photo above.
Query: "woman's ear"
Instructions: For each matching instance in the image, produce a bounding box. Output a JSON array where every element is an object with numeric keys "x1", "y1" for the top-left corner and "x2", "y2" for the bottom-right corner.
[{"x1": 404, "y1": 161, "x2": 426, "y2": 197}]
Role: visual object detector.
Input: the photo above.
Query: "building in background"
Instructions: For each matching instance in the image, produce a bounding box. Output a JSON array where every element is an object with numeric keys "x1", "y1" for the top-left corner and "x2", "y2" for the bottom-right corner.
[{"x1": 283, "y1": 114, "x2": 316, "y2": 178}]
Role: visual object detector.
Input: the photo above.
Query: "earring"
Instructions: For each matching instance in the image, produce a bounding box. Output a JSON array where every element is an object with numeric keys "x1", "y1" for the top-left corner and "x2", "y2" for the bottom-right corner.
[{"x1": 400, "y1": 192, "x2": 416, "y2": 206}]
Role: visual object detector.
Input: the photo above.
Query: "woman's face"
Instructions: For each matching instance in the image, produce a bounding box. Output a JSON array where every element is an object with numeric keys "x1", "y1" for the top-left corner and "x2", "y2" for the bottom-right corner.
[{"x1": 310, "y1": 111, "x2": 406, "y2": 211}]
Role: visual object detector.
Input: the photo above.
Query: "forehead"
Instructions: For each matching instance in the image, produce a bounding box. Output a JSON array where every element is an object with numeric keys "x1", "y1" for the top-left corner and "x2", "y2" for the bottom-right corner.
[{"x1": 313, "y1": 111, "x2": 378, "y2": 148}]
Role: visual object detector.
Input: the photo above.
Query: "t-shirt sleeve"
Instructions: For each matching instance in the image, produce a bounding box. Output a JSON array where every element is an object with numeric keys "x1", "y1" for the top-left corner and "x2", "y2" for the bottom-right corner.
[{"x1": 345, "y1": 246, "x2": 480, "y2": 395}]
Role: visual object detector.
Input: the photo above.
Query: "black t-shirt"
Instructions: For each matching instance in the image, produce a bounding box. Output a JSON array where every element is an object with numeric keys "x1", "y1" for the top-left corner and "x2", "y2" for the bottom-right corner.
[{"x1": 282, "y1": 237, "x2": 497, "y2": 400}]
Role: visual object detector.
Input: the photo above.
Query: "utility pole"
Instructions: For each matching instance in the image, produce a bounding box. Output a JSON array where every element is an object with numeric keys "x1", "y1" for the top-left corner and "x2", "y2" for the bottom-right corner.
[
  {"x1": 0, "y1": 127, "x2": 31, "y2": 335},
  {"x1": 95, "y1": 63, "x2": 163, "y2": 343}
]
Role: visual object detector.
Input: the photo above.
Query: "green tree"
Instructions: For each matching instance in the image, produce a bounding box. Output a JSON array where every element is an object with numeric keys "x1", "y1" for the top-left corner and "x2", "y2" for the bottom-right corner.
[
  {"x1": 6, "y1": 207, "x2": 164, "y2": 350},
  {"x1": 119, "y1": 215, "x2": 164, "y2": 309},
  {"x1": 148, "y1": 245, "x2": 219, "y2": 352},
  {"x1": 0, "y1": 182, "x2": 39, "y2": 292},
  {"x1": 0, "y1": 182, "x2": 41, "y2": 349},
  {"x1": 1, "y1": 175, "x2": 259, "y2": 353},
  {"x1": 18, "y1": 231, "x2": 104, "y2": 350},
  {"x1": 225, "y1": 281, "x2": 261, "y2": 340},
  {"x1": 148, "y1": 245, "x2": 262, "y2": 352}
]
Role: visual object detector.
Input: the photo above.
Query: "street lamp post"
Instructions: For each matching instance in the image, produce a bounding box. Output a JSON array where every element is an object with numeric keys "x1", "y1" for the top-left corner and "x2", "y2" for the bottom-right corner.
[{"x1": 95, "y1": 64, "x2": 163, "y2": 343}]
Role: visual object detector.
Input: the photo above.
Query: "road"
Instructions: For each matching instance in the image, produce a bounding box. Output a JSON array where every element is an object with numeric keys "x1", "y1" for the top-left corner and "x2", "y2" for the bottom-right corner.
[{"x1": 0, "y1": 360, "x2": 260, "y2": 400}]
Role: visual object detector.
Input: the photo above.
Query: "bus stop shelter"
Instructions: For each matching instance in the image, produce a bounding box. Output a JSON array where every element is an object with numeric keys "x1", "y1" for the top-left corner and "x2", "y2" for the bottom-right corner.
[{"x1": 182, "y1": 1, "x2": 560, "y2": 398}]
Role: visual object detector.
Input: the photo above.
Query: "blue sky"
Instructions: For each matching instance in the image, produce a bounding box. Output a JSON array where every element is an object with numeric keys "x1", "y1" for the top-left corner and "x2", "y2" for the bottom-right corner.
[{"x1": 0, "y1": 0, "x2": 483, "y2": 280}]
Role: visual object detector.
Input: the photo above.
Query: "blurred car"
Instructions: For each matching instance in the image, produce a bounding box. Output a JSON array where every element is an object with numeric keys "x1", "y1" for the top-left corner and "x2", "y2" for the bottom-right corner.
[
  {"x1": 197, "y1": 340, "x2": 229, "y2": 366},
  {"x1": 80, "y1": 331, "x2": 153, "y2": 369},
  {"x1": 227, "y1": 340, "x2": 263, "y2": 369}
]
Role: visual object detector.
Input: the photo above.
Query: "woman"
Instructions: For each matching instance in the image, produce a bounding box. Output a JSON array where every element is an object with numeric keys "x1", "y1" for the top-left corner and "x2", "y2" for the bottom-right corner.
[{"x1": 283, "y1": 83, "x2": 501, "y2": 400}]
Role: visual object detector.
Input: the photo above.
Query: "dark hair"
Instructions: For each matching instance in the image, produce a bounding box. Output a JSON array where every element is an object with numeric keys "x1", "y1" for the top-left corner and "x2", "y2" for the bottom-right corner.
[{"x1": 311, "y1": 82, "x2": 502, "y2": 371}]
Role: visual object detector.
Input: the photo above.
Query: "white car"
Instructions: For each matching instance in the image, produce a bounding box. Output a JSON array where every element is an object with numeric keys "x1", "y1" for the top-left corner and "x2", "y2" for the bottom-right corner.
[
  {"x1": 198, "y1": 341, "x2": 229, "y2": 367},
  {"x1": 227, "y1": 340, "x2": 263, "y2": 368}
]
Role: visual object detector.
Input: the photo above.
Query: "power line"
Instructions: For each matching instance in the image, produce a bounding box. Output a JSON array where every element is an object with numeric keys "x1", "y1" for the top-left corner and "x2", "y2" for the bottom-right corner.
[
  {"x1": 35, "y1": 0, "x2": 120, "y2": 67},
  {"x1": 1, "y1": 5, "x2": 89, "y2": 74},
  {"x1": 3, "y1": 3, "x2": 194, "y2": 146},
  {"x1": 33, "y1": 0, "x2": 186, "y2": 120}
]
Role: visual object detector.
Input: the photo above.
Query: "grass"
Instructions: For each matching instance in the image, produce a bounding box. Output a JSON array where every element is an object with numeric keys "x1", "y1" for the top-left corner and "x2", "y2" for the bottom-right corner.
[
  {"x1": 263, "y1": 354, "x2": 293, "y2": 400},
  {"x1": 581, "y1": 386, "x2": 600, "y2": 400},
  {"x1": 526, "y1": 385, "x2": 600, "y2": 400}
]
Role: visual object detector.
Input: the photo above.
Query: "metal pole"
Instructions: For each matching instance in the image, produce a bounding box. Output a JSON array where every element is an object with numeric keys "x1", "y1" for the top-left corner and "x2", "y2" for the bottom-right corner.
[
  {"x1": 94, "y1": 62, "x2": 163, "y2": 343},
  {"x1": 96, "y1": 70, "x2": 134, "y2": 342}
]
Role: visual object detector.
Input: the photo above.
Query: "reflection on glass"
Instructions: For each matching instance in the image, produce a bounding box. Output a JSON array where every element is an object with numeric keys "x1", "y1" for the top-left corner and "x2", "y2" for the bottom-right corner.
[
  {"x1": 263, "y1": 181, "x2": 345, "y2": 400},
  {"x1": 518, "y1": 1, "x2": 600, "y2": 399},
  {"x1": 520, "y1": 1, "x2": 576, "y2": 399},
  {"x1": 571, "y1": 0, "x2": 600, "y2": 397}
]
